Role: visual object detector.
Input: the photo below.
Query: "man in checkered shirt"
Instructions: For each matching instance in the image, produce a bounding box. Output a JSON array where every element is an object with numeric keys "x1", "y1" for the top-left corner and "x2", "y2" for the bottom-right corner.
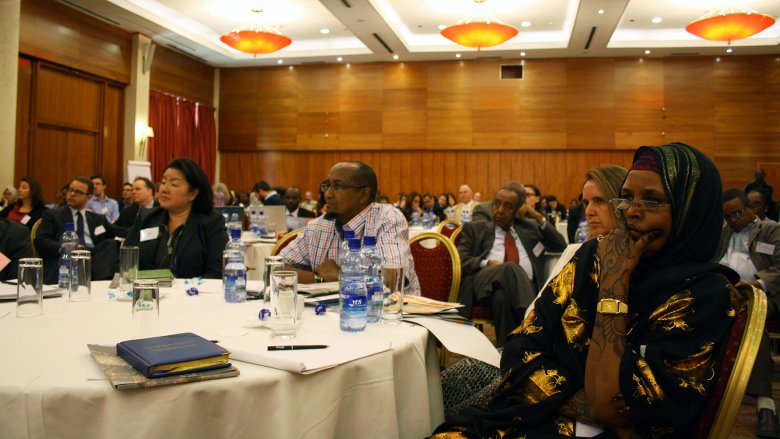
[{"x1": 280, "y1": 161, "x2": 420, "y2": 294}]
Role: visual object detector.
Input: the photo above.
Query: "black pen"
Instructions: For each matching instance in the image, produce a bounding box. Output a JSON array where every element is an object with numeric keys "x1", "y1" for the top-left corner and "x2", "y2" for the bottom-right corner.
[{"x1": 268, "y1": 345, "x2": 328, "y2": 351}]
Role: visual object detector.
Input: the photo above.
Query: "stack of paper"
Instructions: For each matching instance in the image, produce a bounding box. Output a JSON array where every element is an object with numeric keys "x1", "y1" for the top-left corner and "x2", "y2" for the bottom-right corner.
[{"x1": 403, "y1": 295, "x2": 463, "y2": 315}]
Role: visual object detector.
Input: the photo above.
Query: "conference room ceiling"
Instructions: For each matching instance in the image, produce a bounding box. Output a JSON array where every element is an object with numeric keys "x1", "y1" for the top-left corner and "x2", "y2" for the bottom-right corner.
[{"x1": 59, "y1": 0, "x2": 780, "y2": 67}]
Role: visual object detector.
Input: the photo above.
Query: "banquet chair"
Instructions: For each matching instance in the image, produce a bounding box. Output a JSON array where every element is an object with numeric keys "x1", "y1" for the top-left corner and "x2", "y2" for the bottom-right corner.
[
  {"x1": 30, "y1": 218, "x2": 43, "y2": 258},
  {"x1": 693, "y1": 284, "x2": 767, "y2": 439},
  {"x1": 449, "y1": 226, "x2": 462, "y2": 246},
  {"x1": 271, "y1": 228, "x2": 303, "y2": 256},
  {"x1": 436, "y1": 220, "x2": 460, "y2": 240},
  {"x1": 409, "y1": 231, "x2": 462, "y2": 365}
]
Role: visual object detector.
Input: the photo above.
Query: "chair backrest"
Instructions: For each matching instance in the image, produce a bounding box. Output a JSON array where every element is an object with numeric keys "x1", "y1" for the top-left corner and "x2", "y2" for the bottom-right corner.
[
  {"x1": 30, "y1": 218, "x2": 43, "y2": 258},
  {"x1": 409, "y1": 231, "x2": 461, "y2": 303},
  {"x1": 436, "y1": 220, "x2": 460, "y2": 238},
  {"x1": 449, "y1": 227, "x2": 462, "y2": 246},
  {"x1": 693, "y1": 284, "x2": 767, "y2": 439},
  {"x1": 271, "y1": 228, "x2": 303, "y2": 256}
]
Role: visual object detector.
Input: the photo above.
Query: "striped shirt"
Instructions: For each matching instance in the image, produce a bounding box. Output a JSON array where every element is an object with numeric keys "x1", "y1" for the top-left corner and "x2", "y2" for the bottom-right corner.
[{"x1": 280, "y1": 202, "x2": 420, "y2": 294}]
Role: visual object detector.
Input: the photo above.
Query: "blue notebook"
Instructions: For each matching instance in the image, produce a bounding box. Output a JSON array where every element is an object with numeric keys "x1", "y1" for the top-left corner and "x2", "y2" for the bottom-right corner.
[{"x1": 117, "y1": 333, "x2": 231, "y2": 378}]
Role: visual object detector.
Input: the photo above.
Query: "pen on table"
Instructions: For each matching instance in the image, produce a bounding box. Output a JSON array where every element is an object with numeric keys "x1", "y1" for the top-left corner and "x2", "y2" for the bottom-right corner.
[{"x1": 268, "y1": 345, "x2": 328, "y2": 351}]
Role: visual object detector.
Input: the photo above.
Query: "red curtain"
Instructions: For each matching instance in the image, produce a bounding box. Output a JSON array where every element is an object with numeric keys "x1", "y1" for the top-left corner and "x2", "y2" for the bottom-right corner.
[{"x1": 148, "y1": 90, "x2": 217, "y2": 182}]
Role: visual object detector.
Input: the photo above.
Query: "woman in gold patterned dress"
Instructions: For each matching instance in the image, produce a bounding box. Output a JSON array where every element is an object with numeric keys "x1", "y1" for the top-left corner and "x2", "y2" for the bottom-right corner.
[{"x1": 431, "y1": 143, "x2": 739, "y2": 438}]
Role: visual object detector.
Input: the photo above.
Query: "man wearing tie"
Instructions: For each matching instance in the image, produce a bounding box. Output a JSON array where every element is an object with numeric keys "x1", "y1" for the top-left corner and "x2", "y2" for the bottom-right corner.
[
  {"x1": 116, "y1": 177, "x2": 157, "y2": 231},
  {"x1": 35, "y1": 177, "x2": 119, "y2": 284},
  {"x1": 457, "y1": 184, "x2": 567, "y2": 346}
]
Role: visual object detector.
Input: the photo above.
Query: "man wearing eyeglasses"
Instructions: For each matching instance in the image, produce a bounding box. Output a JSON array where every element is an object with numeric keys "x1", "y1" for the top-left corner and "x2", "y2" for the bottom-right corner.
[
  {"x1": 279, "y1": 161, "x2": 419, "y2": 293},
  {"x1": 715, "y1": 187, "x2": 780, "y2": 438},
  {"x1": 35, "y1": 176, "x2": 120, "y2": 285}
]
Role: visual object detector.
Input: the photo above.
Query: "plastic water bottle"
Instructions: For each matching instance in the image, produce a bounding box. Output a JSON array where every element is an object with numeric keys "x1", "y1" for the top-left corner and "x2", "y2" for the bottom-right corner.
[
  {"x1": 223, "y1": 228, "x2": 247, "y2": 303},
  {"x1": 340, "y1": 238, "x2": 367, "y2": 332},
  {"x1": 256, "y1": 211, "x2": 267, "y2": 237},
  {"x1": 229, "y1": 212, "x2": 241, "y2": 233},
  {"x1": 423, "y1": 211, "x2": 435, "y2": 229},
  {"x1": 58, "y1": 223, "x2": 79, "y2": 289},
  {"x1": 361, "y1": 236, "x2": 383, "y2": 323},
  {"x1": 576, "y1": 216, "x2": 589, "y2": 243},
  {"x1": 339, "y1": 230, "x2": 356, "y2": 264},
  {"x1": 249, "y1": 210, "x2": 259, "y2": 236},
  {"x1": 411, "y1": 210, "x2": 421, "y2": 227}
]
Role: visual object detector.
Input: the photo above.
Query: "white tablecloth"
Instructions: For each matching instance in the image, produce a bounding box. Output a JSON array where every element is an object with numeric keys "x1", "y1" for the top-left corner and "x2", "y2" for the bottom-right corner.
[
  {"x1": 0, "y1": 280, "x2": 444, "y2": 439},
  {"x1": 243, "y1": 240, "x2": 276, "y2": 280}
]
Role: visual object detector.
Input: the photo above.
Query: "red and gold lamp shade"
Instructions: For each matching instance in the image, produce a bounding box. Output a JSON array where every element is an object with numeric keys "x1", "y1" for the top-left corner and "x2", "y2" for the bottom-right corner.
[
  {"x1": 220, "y1": 9, "x2": 292, "y2": 56},
  {"x1": 441, "y1": 18, "x2": 519, "y2": 50},
  {"x1": 686, "y1": 7, "x2": 776, "y2": 44}
]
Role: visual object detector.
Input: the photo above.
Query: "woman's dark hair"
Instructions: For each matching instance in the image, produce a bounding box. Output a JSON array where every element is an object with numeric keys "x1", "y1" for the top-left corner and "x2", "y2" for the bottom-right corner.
[
  {"x1": 403, "y1": 191, "x2": 422, "y2": 218},
  {"x1": 165, "y1": 157, "x2": 213, "y2": 213},
  {"x1": 19, "y1": 176, "x2": 46, "y2": 209}
]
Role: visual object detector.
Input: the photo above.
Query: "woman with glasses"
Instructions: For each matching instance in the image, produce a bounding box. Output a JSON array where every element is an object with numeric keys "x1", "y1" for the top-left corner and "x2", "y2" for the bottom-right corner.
[
  {"x1": 124, "y1": 158, "x2": 228, "y2": 279},
  {"x1": 431, "y1": 143, "x2": 740, "y2": 438},
  {"x1": 0, "y1": 177, "x2": 47, "y2": 231}
]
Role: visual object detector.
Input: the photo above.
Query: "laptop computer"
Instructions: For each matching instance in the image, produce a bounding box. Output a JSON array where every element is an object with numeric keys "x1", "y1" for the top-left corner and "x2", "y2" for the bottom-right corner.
[
  {"x1": 248, "y1": 205, "x2": 287, "y2": 236},
  {"x1": 215, "y1": 206, "x2": 245, "y2": 228}
]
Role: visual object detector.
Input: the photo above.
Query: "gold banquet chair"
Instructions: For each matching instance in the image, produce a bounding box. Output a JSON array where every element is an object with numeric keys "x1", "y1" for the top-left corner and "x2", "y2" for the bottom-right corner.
[
  {"x1": 692, "y1": 284, "x2": 767, "y2": 439},
  {"x1": 436, "y1": 220, "x2": 461, "y2": 241},
  {"x1": 30, "y1": 218, "x2": 43, "y2": 258},
  {"x1": 271, "y1": 228, "x2": 303, "y2": 256}
]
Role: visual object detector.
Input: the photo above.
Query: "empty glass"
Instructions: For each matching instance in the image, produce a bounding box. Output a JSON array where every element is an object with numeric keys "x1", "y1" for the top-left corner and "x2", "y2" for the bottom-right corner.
[
  {"x1": 269, "y1": 271, "x2": 298, "y2": 338},
  {"x1": 132, "y1": 280, "x2": 159, "y2": 338},
  {"x1": 16, "y1": 258, "x2": 43, "y2": 317},
  {"x1": 69, "y1": 250, "x2": 91, "y2": 302},
  {"x1": 119, "y1": 245, "x2": 139, "y2": 297},
  {"x1": 380, "y1": 265, "x2": 405, "y2": 324}
]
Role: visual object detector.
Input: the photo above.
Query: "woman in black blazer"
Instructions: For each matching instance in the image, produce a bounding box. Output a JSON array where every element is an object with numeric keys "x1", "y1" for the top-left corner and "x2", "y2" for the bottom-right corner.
[
  {"x1": 0, "y1": 177, "x2": 47, "y2": 231},
  {"x1": 124, "y1": 158, "x2": 227, "y2": 279}
]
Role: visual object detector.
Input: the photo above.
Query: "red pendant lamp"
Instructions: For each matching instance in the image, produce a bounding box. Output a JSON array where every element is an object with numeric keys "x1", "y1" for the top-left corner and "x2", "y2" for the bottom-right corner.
[
  {"x1": 686, "y1": 6, "x2": 776, "y2": 45},
  {"x1": 220, "y1": 9, "x2": 292, "y2": 56},
  {"x1": 440, "y1": 0, "x2": 519, "y2": 51}
]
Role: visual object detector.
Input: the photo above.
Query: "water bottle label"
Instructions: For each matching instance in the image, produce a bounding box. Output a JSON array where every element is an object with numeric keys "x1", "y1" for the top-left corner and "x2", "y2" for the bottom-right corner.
[
  {"x1": 344, "y1": 295, "x2": 366, "y2": 310},
  {"x1": 224, "y1": 274, "x2": 236, "y2": 292}
]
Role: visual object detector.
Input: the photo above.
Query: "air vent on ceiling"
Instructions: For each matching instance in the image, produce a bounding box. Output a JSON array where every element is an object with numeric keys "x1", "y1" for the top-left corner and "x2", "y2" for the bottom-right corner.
[
  {"x1": 500, "y1": 65, "x2": 523, "y2": 79},
  {"x1": 671, "y1": 52, "x2": 700, "y2": 56},
  {"x1": 584, "y1": 26, "x2": 597, "y2": 50},
  {"x1": 58, "y1": 0, "x2": 121, "y2": 26},
  {"x1": 301, "y1": 61, "x2": 326, "y2": 65},
  {"x1": 372, "y1": 33, "x2": 394, "y2": 54},
  {"x1": 340, "y1": 0, "x2": 352, "y2": 7},
  {"x1": 477, "y1": 56, "x2": 503, "y2": 60}
]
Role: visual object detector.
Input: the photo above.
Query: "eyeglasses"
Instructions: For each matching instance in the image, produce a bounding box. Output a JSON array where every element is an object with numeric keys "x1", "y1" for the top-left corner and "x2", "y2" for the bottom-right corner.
[
  {"x1": 320, "y1": 181, "x2": 366, "y2": 193},
  {"x1": 725, "y1": 207, "x2": 746, "y2": 220},
  {"x1": 67, "y1": 188, "x2": 88, "y2": 196},
  {"x1": 609, "y1": 198, "x2": 670, "y2": 212}
]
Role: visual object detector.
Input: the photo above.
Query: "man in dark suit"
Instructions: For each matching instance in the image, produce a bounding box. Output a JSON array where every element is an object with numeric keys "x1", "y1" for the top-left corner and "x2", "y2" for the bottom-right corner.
[
  {"x1": 35, "y1": 176, "x2": 120, "y2": 284},
  {"x1": 254, "y1": 180, "x2": 284, "y2": 206},
  {"x1": 116, "y1": 177, "x2": 157, "y2": 231},
  {"x1": 284, "y1": 187, "x2": 316, "y2": 218},
  {"x1": 0, "y1": 218, "x2": 34, "y2": 281},
  {"x1": 457, "y1": 184, "x2": 567, "y2": 346}
]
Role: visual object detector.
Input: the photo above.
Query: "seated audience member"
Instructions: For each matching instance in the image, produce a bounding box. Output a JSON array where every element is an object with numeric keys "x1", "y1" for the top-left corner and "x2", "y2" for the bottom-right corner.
[
  {"x1": 402, "y1": 192, "x2": 424, "y2": 222},
  {"x1": 748, "y1": 187, "x2": 777, "y2": 223},
  {"x1": 432, "y1": 142, "x2": 740, "y2": 438},
  {"x1": 124, "y1": 158, "x2": 227, "y2": 279},
  {"x1": 0, "y1": 177, "x2": 47, "y2": 231},
  {"x1": 473, "y1": 192, "x2": 482, "y2": 202},
  {"x1": 46, "y1": 184, "x2": 70, "y2": 210},
  {"x1": 86, "y1": 175, "x2": 119, "y2": 223},
  {"x1": 280, "y1": 161, "x2": 419, "y2": 292},
  {"x1": 425, "y1": 193, "x2": 446, "y2": 222},
  {"x1": 393, "y1": 192, "x2": 406, "y2": 209},
  {"x1": 376, "y1": 194, "x2": 391, "y2": 204},
  {"x1": 284, "y1": 187, "x2": 316, "y2": 219},
  {"x1": 456, "y1": 183, "x2": 566, "y2": 346},
  {"x1": 453, "y1": 185, "x2": 477, "y2": 224},
  {"x1": 471, "y1": 181, "x2": 524, "y2": 223},
  {"x1": 212, "y1": 182, "x2": 232, "y2": 207},
  {"x1": 300, "y1": 190, "x2": 317, "y2": 211},
  {"x1": 715, "y1": 188, "x2": 780, "y2": 438},
  {"x1": 118, "y1": 182, "x2": 133, "y2": 210},
  {"x1": 566, "y1": 193, "x2": 584, "y2": 242},
  {"x1": 0, "y1": 218, "x2": 34, "y2": 281},
  {"x1": 35, "y1": 177, "x2": 120, "y2": 284},
  {"x1": 2, "y1": 186, "x2": 17, "y2": 209},
  {"x1": 116, "y1": 177, "x2": 157, "y2": 230},
  {"x1": 745, "y1": 168, "x2": 774, "y2": 200},
  {"x1": 523, "y1": 183, "x2": 543, "y2": 212},
  {"x1": 253, "y1": 180, "x2": 284, "y2": 206},
  {"x1": 544, "y1": 194, "x2": 568, "y2": 221}
]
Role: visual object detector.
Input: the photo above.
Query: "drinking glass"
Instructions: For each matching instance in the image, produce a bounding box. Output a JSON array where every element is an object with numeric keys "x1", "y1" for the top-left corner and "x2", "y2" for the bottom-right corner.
[
  {"x1": 119, "y1": 245, "x2": 139, "y2": 297},
  {"x1": 69, "y1": 250, "x2": 91, "y2": 302},
  {"x1": 269, "y1": 271, "x2": 298, "y2": 338},
  {"x1": 132, "y1": 280, "x2": 160, "y2": 338},
  {"x1": 16, "y1": 258, "x2": 43, "y2": 317},
  {"x1": 380, "y1": 264, "x2": 404, "y2": 324}
]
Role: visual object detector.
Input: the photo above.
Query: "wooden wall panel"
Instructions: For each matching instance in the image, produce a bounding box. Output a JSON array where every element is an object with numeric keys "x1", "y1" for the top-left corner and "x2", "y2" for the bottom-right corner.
[
  {"x1": 101, "y1": 85, "x2": 125, "y2": 194},
  {"x1": 15, "y1": 58, "x2": 33, "y2": 181},
  {"x1": 36, "y1": 65, "x2": 102, "y2": 132},
  {"x1": 19, "y1": 0, "x2": 131, "y2": 84},
  {"x1": 150, "y1": 45, "x2": 215, "y2": 105}
]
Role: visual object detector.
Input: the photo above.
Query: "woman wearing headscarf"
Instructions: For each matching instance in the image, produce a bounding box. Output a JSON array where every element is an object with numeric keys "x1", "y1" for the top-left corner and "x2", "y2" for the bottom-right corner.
[
  {"x1": 124, "y1": 158, "x2": 228, "y2": 279},
  {"x1": 431, "y1": 143, "x2": 740, "y2": 438}
]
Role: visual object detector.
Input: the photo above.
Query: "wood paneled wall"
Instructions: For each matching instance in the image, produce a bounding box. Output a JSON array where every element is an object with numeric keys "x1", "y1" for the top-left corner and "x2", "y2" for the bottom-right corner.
[
  {"x1": 19, "y1": 0, "x2": 131, "y2": 84},
  {"x1": 219, "y1": 56, "x2": 780, "y2": 204},
  {"x1": 150, "y1": 45, "x2": 215, "y2": 105}
]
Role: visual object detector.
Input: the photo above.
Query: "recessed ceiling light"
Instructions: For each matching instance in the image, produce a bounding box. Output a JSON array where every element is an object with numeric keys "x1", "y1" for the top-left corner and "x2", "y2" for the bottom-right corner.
[
  {"x1": 393, "y1": 54, "x2": 399, "y2": 60},
  {"x1": 520, "y1": 51, "x2": 526, "y2": 56},
  {"x1": 726, "y1": 48, "x2": 733, "y2": 53},
  {"x1": 277, "y1": 59, "x2": 283, "y2": 64},
  {"x1": 716, "y1": 57, "x2": 721, "y2": 62},
  {"x1": 521, "y1": 21, "x2": 532, "y2": 28},
  {"x1": 320, "y1": 28, "x2": 330, "y2": 34},
  {"x1": 644, "y1": 49, "x2": 651, "y2": 55},
  {"x1": 337, "y1": 57, "x2": 343, "y2": 62},
  {"x1": 651, "y1": 17, "x2": 662, "y2": 24},
  {"x1": 437, "y1": 24, "x2": 447, "y2": 30},
  {"x1": 455, "y1": 53, "x2": 461, "y2": 58},
  {"x1": 597, "y1": 9, "x2": 605, "y2": 15}
]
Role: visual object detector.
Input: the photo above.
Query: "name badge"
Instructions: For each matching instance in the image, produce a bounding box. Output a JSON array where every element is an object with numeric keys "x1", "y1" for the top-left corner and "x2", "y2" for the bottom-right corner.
[
  {"x1": 94, "y1": 225, "x2": 106, "y2": 236},
  {"x1": 102, "y1": 207, "x2": 108, "y2": 214},
  {"x1": 533, "y1": 242, "x2": 545, "y2": 257},
  {"x1": 140, "y1": 227, "x2": 159, "y2": 242},
  {"x1": 756, "y1": 242, "x2": 775, "y2": 255},
  {"x1": 20, "y1": 215, "x2": 31, "y2": 225}
]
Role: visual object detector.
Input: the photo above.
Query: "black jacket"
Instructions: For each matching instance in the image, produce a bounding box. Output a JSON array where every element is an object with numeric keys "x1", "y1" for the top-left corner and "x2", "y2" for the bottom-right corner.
[
  {"x1": 124, "y1": 207, "x2": 228, "y2": 279},
  {"x1": 0, "y1": 218, "x2": 34, "y2": 281},
  {"x1": 0, "y1": 204, "x2": 47, "y2": 231}
]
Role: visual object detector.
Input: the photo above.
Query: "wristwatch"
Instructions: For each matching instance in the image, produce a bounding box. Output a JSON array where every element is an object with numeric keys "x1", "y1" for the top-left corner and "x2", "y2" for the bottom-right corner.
[
  {"x1": 313, "y1": 273, "x2": 324, "y2": 283},
  {"x1": 596, "y1": 298, "x2": 629, "y2": 315}
]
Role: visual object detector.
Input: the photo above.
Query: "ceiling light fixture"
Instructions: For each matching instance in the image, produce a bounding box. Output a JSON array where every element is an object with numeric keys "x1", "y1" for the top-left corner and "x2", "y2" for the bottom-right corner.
[
  {"x1": 220, "y1": 8, "x2": 292, "y2": 56},
  {"x1": 521, "y1": 21, "x2": 532, "y2": 28},
  {"x1": 686, "y1": 6, "x2": 776, "y2": 45},
  {"x1": 320, "y1": 28, "x2": 330, "y2": 34},
  {"x1": 520, "y1": 51, "x2": 526, "y2": 56},
  {"x1": 644, "y1": 49, "x2": 651, "y2": 55},
  {"x1": 337, "y1": 56, "x2": 343, "y2": 62},
  {"x1": 440, "y1": 0, "x2": 518, "y2": 51},
  {"x1": 597, "y1": 9, "x2": 605, "y2": 15},
  {"x1": 651, "y1": 17, "x2": 663, "y2": 24}
]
